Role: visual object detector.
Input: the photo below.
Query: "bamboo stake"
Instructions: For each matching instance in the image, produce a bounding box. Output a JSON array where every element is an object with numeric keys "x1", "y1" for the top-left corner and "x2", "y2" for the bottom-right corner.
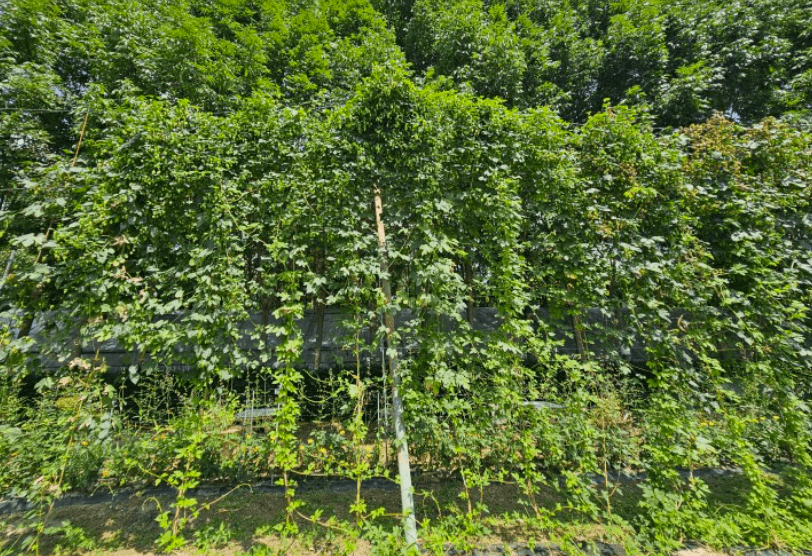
[
  {"x1": 66, "y1": 113, "x2": 90, "y2": 360},
  {"x1": 373, "y1": 190, "x2": 418, "y2": 547},
  {"x1": 70, "y1": 112, "x2": 89, "y2": 167}
]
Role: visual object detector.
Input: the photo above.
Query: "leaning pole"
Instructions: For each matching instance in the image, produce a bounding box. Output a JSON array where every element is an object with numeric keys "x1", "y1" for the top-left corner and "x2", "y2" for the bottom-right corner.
[{"x1": 374, "y1": 190, "x2": 418, "y2": 547}]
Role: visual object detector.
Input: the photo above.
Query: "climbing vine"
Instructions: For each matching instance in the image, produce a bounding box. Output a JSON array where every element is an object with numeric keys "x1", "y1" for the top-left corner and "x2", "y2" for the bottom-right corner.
[{"x1": 1, "y1": 1, "x2": 812, "y2": 554}]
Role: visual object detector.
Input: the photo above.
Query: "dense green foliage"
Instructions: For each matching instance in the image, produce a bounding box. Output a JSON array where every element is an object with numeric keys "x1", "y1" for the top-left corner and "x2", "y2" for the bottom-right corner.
[{"x1": 1, "y1": 0, "x2": 812, "y2": 553}]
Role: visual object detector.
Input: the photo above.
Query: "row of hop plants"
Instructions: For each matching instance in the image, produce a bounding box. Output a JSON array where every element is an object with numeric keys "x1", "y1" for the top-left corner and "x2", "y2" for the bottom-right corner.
[
  {"x1": 1, "y1": 69, "x2": 811, "y2": 553},
  {"x1": 1, "y1": 355, "x2": 810, "y2": 554}
]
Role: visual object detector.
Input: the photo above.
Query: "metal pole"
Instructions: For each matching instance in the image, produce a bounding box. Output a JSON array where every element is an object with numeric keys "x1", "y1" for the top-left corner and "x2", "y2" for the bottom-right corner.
[{"x1": 374, "y1": 190, "x2": 417, "y2": 547}]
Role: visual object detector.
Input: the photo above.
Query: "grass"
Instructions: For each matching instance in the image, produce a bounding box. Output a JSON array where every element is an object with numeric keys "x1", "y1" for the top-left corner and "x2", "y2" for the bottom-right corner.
[{"x1": 0, "y1": 473, "x2": 758, "y2": 556}]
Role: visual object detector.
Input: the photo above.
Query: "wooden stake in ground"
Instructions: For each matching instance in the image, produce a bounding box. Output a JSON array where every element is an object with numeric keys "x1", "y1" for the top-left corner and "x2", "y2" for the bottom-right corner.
[{"x1": 373, "y1": 190, "x2": 418, "y2": 547}]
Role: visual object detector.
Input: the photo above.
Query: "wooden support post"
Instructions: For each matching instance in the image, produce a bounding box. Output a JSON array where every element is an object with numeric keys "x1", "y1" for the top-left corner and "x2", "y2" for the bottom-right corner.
[
  {"x1": 0, "y1": 250, "x2": 15, "y2": 294},
  {"x1": 572, "y1": 313, "x2": 587, "y2": 360},
  {"x1": 374, "y1": 190, "x2": 418, "y2": 547},
  {"x1": 464, "y1": 259, "x2": 474, "y2": 325},
  {"x1": 313, "y1": 247, "x2": 325, "y2": 372}
]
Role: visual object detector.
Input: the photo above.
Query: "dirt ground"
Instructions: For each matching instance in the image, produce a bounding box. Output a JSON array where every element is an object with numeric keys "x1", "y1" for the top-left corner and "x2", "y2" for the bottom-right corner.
[
  {"x1": 673, "y1": 550, "x2": 727, "y2": 556},
  {"x1": 4, "y1": 488, "x2": 386, "y2": 555},
  {"x1": 1, "y1": 479, "x2": 738, "y2": 556}
]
